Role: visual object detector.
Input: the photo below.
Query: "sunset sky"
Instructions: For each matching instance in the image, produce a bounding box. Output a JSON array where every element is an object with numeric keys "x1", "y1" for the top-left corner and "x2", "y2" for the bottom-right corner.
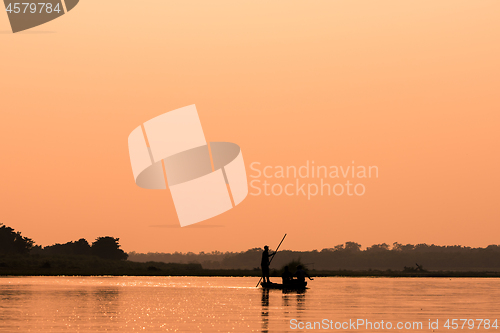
[{"x1": 1, "y1": 0, "x2": 499, "y2": 253}]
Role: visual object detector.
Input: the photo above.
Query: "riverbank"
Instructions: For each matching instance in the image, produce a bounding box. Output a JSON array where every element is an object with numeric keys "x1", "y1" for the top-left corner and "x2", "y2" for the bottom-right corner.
[
  {"x1": 0, "y1": 255, "x2": 202, "y2": 276},
  {"x1": 1, "y1": 256, "x2": 500, "y2": 277}
]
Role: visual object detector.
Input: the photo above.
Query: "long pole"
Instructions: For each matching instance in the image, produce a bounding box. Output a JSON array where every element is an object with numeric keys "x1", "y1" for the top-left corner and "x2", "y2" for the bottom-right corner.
[{"x1": 256, "y1": 233, "x2": 287, "y2": 287}]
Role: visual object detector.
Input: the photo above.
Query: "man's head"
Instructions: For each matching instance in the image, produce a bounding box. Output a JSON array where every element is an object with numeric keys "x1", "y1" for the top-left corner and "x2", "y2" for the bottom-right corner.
[
  {"x1": 284, "y1": 266, "x2": 289, "y2": 271},
  {"x1": 297, "y1": 265, "x2": 303, "y2": 270},
  {"x1": 264, "y1": 245, "x2": 269, "y2": 250}
]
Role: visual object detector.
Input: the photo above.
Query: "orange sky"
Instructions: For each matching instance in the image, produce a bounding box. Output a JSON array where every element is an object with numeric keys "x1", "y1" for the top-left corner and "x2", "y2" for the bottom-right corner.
[{"x1": 1, "y1": 0, "x2": 499, "y2": 253}]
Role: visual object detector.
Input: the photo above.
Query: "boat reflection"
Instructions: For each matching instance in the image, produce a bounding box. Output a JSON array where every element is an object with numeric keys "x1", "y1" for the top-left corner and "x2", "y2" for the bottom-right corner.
[
  {"x1": 261, "y1": 289, "x2": 270, "y2": 332},
  {"x1": 261, "y1": 287, "x2": 307, "y2": 332}
]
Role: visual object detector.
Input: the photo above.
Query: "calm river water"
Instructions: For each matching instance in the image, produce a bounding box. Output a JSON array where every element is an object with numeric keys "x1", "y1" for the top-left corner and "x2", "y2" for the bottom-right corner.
[{"x1": 1, "y1": 276, "x2": 499, "y2": 332}]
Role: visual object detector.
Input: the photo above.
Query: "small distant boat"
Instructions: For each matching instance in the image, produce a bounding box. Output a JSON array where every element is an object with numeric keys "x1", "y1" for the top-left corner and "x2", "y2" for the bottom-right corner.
[{"x1": 261, "y1": 281, "x2": 307, "y2": 290}]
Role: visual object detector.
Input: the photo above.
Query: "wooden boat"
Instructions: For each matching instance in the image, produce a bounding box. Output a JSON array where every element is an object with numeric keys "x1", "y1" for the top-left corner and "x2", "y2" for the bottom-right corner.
[{"x1": 261, "y1": 281, "x2": 307, "y2": 290}]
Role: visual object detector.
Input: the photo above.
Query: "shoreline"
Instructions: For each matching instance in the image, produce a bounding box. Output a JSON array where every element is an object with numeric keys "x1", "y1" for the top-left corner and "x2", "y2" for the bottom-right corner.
[
  {"x1": 2, "y1": 269, "x2": 500, "y2": 278},
  {"x1": 2, "y1": 256, "x2": 500, "y2": 278}
]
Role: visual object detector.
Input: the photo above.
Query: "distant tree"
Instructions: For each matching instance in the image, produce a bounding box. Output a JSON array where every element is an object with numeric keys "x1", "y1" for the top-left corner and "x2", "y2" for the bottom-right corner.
[
  {"x1": 392, "y1": 242, "x2": 402, "y2": 251},
  {"x1": 334, "y1": 244, "x2": 345, "y2": 251},
  {"x1": 321, "y1": 248, "x2": 335, "y2": 253},
  {"x1": 486, "y1": 245, "x2": 500, "y2": 252},
  {"x1": 414, "y1": 243, "x2": 431, "y2": 252},
  {"x1": 366, "y1": 243, "x2": 390, "y2": 252},
  {"x1": 30, "y1": 244, "x2": 43, "y2": 255},
  {"x1": 392, "y1": 242, "x2": 416, "y2": 252},
  {"x1": 43, "y1": 238, "x2": 92, "y2": 256},
  {"x1": 91, "y1": 237, "x2": 128, "y2": 260},
  {"x1": 320, "y1": 244, "x2": 344, "y2": 252},
  {"x1": 0, "y1": 223, "x2": 34, "y2": 255},
  {"x1": 344, "y1": 241, "x2": 362, "y2": 252},
  {"x1": 72, "y1": 239, "x2": 92, "y2": 255}
]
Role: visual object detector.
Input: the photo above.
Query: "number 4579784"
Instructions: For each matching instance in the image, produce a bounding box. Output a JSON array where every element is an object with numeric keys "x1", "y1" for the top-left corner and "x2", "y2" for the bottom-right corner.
[
  {"x1": 444, "y1": 319, "x2": 499, "y2": 330},
  {"x1": 6, "y1": 3, "x2": 61, "y2": 14}
]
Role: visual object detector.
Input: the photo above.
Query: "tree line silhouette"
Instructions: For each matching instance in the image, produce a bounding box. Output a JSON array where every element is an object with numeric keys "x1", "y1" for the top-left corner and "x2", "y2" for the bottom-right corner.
[
  {"x1": 3, "y1": 223, "x2": 500, "y2": 271},
  {"x1": 129, "y1": 241, "x2": 500, "y2": 271},
  {"x1": 0, "y1": 223, "x2": 34, "y2": 255},
  {"x1": 0, "y1": 223, "x2": 127, "y2": 260}
]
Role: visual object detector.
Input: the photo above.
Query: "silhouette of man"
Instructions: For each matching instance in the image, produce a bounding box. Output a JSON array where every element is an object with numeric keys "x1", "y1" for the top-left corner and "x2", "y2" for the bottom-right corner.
[
  {"x1": 294, "y1": 265, "x2": 314, "y2": 283},
  {"x1": 261, "y1": 245, "x2": 275, "y2": 283},
  {"x1": 281, "y1": 266, "x2": 293, "y2": 285}
]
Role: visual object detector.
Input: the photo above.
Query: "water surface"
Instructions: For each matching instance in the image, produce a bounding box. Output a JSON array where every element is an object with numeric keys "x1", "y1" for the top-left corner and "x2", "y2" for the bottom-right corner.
[{"x1": 1, "y1": 277, "x2": 499, "y2": 332}]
